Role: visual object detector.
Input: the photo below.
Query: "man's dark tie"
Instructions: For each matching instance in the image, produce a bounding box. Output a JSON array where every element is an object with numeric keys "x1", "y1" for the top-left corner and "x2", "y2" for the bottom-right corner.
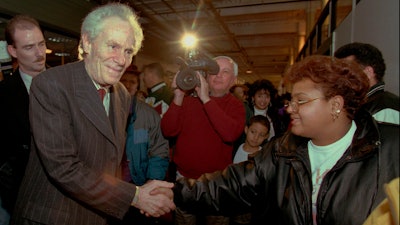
[{"x1": 98, "y1": 88, "x2": 106, "y2": 101}]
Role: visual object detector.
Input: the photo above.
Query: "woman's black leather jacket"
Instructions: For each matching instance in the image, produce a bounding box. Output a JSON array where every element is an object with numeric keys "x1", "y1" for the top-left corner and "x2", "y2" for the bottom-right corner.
[{"x1": 174, "y1": 110, "x2": 399, "y2": 225}]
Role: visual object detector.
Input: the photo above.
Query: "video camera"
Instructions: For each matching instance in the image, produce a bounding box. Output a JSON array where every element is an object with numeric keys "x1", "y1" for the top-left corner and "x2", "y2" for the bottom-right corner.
[{"x1": 175, "y1": 50, "x2": 220, "y2": 91}]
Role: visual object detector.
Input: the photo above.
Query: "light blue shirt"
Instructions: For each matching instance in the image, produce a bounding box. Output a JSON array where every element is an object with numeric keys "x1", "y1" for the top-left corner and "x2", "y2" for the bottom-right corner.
[
  {"x1": 19, "y1": 70, "x2": 33, "y2": 94},
  {"x1": 19, "y1": 68, "x2": 46, "y2": 93}
]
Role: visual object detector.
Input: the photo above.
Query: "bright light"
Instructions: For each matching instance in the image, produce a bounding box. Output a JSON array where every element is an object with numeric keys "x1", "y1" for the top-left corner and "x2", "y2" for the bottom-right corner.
[
  {"x1": 46, "y1": 49, "x2": 53, "y2": 54},
  {"x1": 181, "y1": 33, "x2": 197, "y2": 49}
]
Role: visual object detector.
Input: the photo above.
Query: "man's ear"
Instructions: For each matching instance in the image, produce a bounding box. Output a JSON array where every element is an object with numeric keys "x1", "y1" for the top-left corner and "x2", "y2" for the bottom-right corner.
[
  {"x1": 7, "y1": 45, "x2": 17, "y2": 58},
  {"x1": 81, "y1": 34, "x2": 91, "y2": 54},
  {"x1": 363, "y1": 66, "x2": 376, "y2": 84}
]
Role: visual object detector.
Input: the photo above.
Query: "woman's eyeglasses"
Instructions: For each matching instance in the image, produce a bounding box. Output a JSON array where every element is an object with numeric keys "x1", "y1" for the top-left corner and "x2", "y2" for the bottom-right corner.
[{"x1": 284, "y1": 97, "x2": 321, "y2": 112}]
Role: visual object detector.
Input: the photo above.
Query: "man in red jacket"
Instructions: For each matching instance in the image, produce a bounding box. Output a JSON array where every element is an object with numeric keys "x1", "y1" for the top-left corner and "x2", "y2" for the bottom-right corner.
[{"x1": 161, "y1": 56, "x2": 245, "y2": 225}]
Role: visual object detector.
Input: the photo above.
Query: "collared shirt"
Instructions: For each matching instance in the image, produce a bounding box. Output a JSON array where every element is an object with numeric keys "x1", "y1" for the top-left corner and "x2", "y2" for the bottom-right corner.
[
  {"x1": 146, "y1": 82, "x2": 171, "y2": 117},
  {"x1": 367, "y1": 82, "x2": 385, "y2": 98},
  {"x1": 19, "y1": 68, "x2": 46, "y2": 93},
  {"x1": 150, "y1": 82, "x2": 166, "y2": 93},
  {"x1": 19, "y1": 70, "x2": 34, "y2": 93},
  {"x1": 92, "y1": 81, "x2": 110, "y2": 116}
]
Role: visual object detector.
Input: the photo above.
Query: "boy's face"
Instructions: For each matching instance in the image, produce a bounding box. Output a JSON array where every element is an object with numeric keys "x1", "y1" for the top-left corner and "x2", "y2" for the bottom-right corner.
[{"x1": 245, "y1": 122, "x2": 269, "y2": 148}]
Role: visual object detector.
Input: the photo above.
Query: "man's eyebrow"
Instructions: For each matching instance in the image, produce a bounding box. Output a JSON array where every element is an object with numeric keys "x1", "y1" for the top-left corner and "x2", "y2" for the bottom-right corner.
[{"x1": 21, "y1": 43, "x2": 34, "y2": 48}]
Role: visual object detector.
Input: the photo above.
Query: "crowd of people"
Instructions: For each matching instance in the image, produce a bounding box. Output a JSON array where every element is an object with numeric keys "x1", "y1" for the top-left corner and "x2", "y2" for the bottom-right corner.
[{"x1": 0, "y1": 2, "x2": 398, "y2": 225}]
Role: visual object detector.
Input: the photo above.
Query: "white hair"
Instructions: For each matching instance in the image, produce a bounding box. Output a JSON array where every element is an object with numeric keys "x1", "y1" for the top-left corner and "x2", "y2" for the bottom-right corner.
[{"x1": 213, "y1": 56, "x2": 238, "y2": 77}]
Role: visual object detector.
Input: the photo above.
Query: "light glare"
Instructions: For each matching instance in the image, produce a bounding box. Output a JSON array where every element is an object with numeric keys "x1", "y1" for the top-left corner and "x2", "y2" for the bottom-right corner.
[{"x1": 181, "y1": 34, "x2": 197, "y2": 48}]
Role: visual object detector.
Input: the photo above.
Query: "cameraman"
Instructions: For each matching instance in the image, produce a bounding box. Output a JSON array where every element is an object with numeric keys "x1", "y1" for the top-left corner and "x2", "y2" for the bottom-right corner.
[{"x1": 161, "y1": 56, "x2": 245, "y2": 225}]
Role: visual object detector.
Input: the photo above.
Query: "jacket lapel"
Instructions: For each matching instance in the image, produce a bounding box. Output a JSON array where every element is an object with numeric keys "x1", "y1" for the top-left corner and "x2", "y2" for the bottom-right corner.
[
  {"x1": 108, "y1": 83, "x2": 130, "y2": 151},
  {"x1": 10, "y1": 69, "x2": 30, "y2": 129},
  {"x1": 73, "y1": 61, "x2": 117, "y2": 146}
]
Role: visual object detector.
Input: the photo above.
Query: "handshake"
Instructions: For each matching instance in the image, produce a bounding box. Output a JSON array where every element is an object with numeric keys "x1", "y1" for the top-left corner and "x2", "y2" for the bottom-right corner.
[{"x1": 132, "y1": 180, "x2": 176, "y2": 218}]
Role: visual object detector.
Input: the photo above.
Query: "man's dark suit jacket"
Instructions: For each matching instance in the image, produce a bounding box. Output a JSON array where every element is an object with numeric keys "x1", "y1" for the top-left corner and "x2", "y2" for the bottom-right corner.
[
  {"x1": 11, "y1": 61, "x2": 136, "y2": 225},
  {"x1": 0, "y1": 69, "x2": 31, "y2": 214}
]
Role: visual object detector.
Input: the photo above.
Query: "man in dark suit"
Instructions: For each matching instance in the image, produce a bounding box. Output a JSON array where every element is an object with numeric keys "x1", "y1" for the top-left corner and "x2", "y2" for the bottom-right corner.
[
  {"x1": 0, "y1": 14, "x2": 47, "y2": 222},
  {"x1": 10, "y1": 3, "x2": 175, "y2": 225}
]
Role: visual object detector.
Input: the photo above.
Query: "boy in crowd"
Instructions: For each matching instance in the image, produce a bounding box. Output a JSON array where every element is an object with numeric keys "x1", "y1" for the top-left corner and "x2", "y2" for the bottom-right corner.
[{"x1": 233, "y1": 115, "x2": 270, "y2": 163}]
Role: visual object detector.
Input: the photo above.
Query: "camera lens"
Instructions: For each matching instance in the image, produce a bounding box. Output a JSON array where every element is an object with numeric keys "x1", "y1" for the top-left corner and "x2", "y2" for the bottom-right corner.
[{"x1": 176, "y1": 67, "x2": 199, "y2": 90}]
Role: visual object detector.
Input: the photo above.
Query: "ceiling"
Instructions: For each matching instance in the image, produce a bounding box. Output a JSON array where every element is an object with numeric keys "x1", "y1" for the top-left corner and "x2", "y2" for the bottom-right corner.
[
  {"x1": 120, "y1": 0, "x2": 324, "y2": 86},
  {"x1": 0, "y1": 0, "x2": 332, "y2": 87}
]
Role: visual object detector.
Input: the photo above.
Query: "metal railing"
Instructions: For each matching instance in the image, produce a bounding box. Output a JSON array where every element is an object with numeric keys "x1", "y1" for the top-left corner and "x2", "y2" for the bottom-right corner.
[{"x1": 296, "y1": 0, "x2": 356, "y2": 61}]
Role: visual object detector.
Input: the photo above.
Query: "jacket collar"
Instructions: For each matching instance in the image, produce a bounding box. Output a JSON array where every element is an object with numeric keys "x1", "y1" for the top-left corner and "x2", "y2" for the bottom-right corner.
[
  {"x1": 150, "y1": 82, "x2": 166, "y2": 93},
  {"x1": 367, "y1": 81, "x2": 385, "y2": 97},
  {"x1": 275, "y1": 109, "x2": 380, "y2": 162},
  {"x1": 74, "y1": 61, "x2": 116, "y2": 146}
]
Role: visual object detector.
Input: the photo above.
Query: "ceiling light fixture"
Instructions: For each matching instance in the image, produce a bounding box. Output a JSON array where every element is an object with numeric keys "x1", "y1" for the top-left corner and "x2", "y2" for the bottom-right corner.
[{"x1": 181, "y1": 33, "x2": 197, "y2": 49}]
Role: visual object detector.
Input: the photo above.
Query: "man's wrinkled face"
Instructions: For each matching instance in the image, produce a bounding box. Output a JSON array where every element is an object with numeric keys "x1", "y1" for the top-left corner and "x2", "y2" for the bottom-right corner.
[{"x1": 83, "y1": 17, "x2": 135, "y2": 87}]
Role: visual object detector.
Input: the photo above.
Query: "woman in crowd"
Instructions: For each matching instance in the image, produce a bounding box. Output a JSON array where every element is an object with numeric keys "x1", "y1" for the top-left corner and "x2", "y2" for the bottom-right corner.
[
  {"x1": 247, "y1": 79, "x2": 287, "y2": 140},
  {"x1": 173, "y1": 55, "x2": 399, "y2": 225}
]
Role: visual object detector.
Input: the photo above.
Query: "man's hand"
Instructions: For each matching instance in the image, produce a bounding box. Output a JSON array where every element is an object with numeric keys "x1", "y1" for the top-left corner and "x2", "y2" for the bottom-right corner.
[
  {"x1": 195, "y1": 73, "x2": 210, "y2": 104},
  {"x1": 133, "y1": 180, "x2": 176, "y2": 217},
  {"x1": 171, "y1": 72, "x2": 185, "y2": 106},
  {"x1": 150, "y1": 186, "x2": 174, "y2": 199}
]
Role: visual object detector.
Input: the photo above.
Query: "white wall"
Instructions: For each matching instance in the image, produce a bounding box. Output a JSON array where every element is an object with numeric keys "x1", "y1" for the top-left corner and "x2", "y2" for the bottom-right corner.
[{"x1": 333, "y1": 0, "x2": 399, "y2": 95}]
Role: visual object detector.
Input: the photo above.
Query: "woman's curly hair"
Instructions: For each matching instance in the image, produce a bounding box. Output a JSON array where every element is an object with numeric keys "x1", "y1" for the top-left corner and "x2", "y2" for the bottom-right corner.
[{"x1": 284, "y1": 55, "x2": 369, "y2": 120}]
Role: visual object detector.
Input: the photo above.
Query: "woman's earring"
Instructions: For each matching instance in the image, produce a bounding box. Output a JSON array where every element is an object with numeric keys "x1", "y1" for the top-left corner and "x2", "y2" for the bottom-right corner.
[{"x1": 332, "y1": 109, "x2": 341, "y2": 121}]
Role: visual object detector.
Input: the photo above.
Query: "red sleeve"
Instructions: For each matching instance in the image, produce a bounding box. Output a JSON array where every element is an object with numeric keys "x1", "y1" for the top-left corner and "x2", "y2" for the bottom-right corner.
[
  {"x1": 160, "y1": 101, "x2": 182, "y2": 137},
  {"x1": 203, "y1": 98, "x2": 245, "y2": 142}
]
